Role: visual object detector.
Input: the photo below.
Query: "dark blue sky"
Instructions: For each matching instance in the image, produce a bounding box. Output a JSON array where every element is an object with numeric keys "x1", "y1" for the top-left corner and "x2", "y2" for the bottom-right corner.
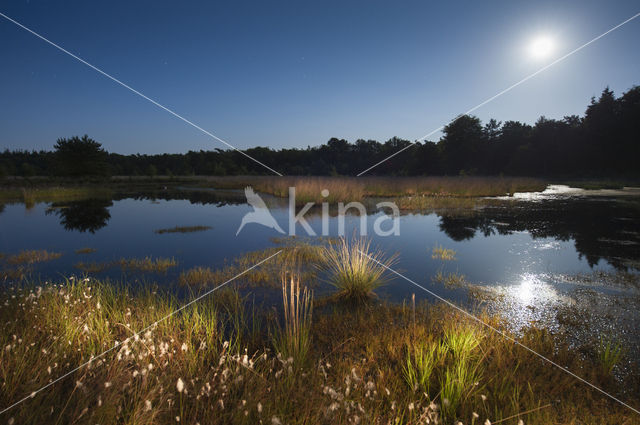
[{"x1": 1, "y1": 1, "x2": 639, "y2": 154}]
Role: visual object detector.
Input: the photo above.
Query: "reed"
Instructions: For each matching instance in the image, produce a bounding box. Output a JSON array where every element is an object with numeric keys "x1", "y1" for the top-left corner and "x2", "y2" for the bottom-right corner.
[{"x1": 200, "y1": 176, "x2": 547, "y2": 205}]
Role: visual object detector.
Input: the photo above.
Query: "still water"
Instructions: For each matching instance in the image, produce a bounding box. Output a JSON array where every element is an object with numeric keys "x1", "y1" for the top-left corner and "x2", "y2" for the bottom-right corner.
[{"x1": 1, "y1": 187, "x2": 638, "y2": 312}]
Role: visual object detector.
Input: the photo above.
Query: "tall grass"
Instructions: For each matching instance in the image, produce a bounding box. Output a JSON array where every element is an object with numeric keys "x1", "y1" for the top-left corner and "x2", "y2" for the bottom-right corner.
[
  {"x1": 0, "y1": 187, "x2": 113, "y2": 205},
  {"x1": 597, "y1": 336, "x2": 624, "y2": 376},
  {"x1": 199, "y1": 176, "x2": 547, "y2": 204},
  {"x1": 403, "y1": 340, "x2": 441, "y2": 394},
  {"x1": 273, "y1": 273, "x2": 313, "y2": 366},
  {"x1": 0, "y1": 276, "x2": 637, "y2": 424},
  {"x1": 321, "y1": 236, "x2": 397, "y2": 301}
]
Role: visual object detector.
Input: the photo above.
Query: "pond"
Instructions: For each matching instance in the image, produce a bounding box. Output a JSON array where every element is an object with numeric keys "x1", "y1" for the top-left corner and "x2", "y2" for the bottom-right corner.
[{"x1": 1, "y1": 185, "x2": 639, "y2": 340}]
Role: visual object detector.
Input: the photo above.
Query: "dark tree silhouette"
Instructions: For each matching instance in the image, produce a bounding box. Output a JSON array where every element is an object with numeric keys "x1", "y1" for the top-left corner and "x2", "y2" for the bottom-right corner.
[
  {"x1": 53, "y1": 135, "x2": 110, "y2": 177},
  {"x1": 1, "y1": 85, "x2": 639, "y2": 178}
]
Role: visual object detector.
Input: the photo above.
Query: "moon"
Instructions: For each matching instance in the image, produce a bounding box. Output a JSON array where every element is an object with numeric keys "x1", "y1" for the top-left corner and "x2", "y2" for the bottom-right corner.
[{"x1": 529, "y1": 36, "x2": 554, "y2": 59}]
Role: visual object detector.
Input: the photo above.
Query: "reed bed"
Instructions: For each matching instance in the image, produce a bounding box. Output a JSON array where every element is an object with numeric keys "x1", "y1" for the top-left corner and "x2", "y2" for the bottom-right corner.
[
  {"x1": 0, "y1": 187, "x2": 113, "y2": 206},
  {"x1": 200, "y1": 175, "x2": 547, "y2": 204}
]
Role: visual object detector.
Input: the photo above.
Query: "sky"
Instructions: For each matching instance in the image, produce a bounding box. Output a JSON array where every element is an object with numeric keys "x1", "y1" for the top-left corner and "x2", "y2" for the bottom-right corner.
[{"x1": 1, "y1": 0, "x2": 639, "y2": 154}]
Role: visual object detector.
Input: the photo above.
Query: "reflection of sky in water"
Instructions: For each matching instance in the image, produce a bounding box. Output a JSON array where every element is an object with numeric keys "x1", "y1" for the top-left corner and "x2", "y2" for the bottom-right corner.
[
  {"x1": 3, "y1": 191, "x2": 638, "y2": 363},
  {"x1": 1, "y1": 194, "x2": 634, "y2": 307}
]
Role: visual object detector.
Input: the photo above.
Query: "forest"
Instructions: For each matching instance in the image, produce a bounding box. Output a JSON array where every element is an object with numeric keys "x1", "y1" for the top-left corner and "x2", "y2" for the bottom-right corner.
[{"x1": 1, "y1": 86, "x2": 638, "y2": 178}]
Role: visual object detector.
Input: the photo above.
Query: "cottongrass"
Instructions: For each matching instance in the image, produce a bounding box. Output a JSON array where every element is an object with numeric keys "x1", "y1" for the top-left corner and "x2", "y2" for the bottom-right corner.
[{"x1": 0, "y1": 255, "x2": 637, "y2": 424}]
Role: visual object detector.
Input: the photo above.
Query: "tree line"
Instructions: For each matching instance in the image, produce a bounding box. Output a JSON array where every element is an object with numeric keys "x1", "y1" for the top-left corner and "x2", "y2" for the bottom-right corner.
[{"x1": 1, "y1": 85, "x2": 638, "y2": 178}]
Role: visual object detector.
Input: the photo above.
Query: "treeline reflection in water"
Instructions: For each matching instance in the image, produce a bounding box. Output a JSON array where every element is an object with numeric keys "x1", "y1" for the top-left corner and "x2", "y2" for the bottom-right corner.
[{"x1": 20, "y1": 189, "x2": 640, "y2": 271}]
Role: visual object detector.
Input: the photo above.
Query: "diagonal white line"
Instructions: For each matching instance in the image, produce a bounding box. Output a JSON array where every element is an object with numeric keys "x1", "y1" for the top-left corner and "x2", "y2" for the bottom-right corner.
[
  {"x1": 0, "y1": 12, "x2": 283, "y2": 177},
  {"x1": 357, "y1": 249, "x2": 640, "y2": 415},
  {"x1": 0, "y1": 249, "x2": 282, "y2": 416},
  {"x1": 356, "y1": 11, "x2": 640, "y2": 177}
]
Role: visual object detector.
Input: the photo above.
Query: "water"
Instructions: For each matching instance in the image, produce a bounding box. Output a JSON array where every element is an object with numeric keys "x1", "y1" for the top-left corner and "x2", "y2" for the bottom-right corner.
[{"x1": 1, "y1": 187, "x2": 639, "y2": 321}]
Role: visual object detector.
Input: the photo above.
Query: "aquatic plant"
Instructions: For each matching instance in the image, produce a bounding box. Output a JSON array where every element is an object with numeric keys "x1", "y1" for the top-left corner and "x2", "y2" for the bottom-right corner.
[
  {"x1": 6, "y1": 249, "x2": 63, "y2": 265},
  {"x1": 321, "y1": 236, "x2": 397, "y2": 301},
  {"x1": 115, "y1": 256, "x2": 178, "y2": 273},
  {"x1": 432, "y1": 244, "x2": 457, "y2": 261},
  {"x1": 153, "y1": 225, "x2": 212, "y2": 234},
  {"x1": 178, "y1": 266, "x2": 218, "y2": 287},
  {"x1": 597, "y1": 336, "x2": 624, "y2": 376}
]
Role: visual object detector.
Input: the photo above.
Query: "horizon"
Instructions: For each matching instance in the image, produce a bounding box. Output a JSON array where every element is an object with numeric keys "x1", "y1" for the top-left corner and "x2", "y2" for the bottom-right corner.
[{"x1": 1, "y1": 1, "x2": 639, "y2": 155}]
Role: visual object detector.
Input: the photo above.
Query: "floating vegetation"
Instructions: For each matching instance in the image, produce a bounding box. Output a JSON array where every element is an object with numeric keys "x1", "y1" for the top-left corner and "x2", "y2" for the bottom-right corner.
[
  {"x1": 75, "y1": 247, "x2": 97, "y2": 254},
  {"x1": 432, "y1": 244, "x2": 457, "y2": 261},
  {"x1": 115, "y1": 257, "x2": 178, "y2": 274},
  {"x1": 74, "y1": 261, "x2": 111, "y2": 274},
  {"x1": 5, "y1": 249, "x2": 63, "y2": 266},
  {"x1": 433, "y1": 270, "x2": 468, "y2": 288},
  {"x1": 153, "y1": 225, "x2": 212, "y2": 234}
]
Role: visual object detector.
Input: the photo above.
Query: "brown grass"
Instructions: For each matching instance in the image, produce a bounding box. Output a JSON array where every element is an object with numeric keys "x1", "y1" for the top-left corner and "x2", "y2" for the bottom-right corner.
[
  {"x1": 0, "y1": 278, "x2": 637, "y2": 425},
  {"x1": 5, "y1": 250, "x2": 63, "y2": 265},
  {"x1": 198, "y1": 176, "x2": 547, "y2": 205}
]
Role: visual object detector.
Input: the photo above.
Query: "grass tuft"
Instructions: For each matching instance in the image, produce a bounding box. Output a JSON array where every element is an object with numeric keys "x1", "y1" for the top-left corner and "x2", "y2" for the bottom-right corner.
[
  {"x1": 321, "y1": 236, "x2": 397, "y2": 301},
  {"x1": 597, "y1": 336, "x2": 624, "y2": 376}
]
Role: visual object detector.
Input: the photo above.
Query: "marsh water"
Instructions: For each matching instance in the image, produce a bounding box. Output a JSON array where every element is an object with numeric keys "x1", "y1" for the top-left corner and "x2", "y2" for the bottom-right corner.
[{"x1": 1, "y1": 185, "x2": 639, "y2": 349}]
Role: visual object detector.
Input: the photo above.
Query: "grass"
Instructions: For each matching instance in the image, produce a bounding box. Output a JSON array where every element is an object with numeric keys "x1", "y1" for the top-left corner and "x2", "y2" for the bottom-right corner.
[
  {"x1": 403, "y1": 339, "x2": 441, "y2": 395},
  {"x1": 197, "y1": 176, "x2": 547, "y2": 204},
  {"x1": 72, "y1": 257, "x2": 178, "y2": 275},
  {"x1": 178, "y1": 240, "x2": 327, "y2": 289},
  {"x1": 597, "y1": 336, "x2": 624, "y2": 376},
  {"x1": 321, "y1": 236, "x2": 398, "y2": 301},
  {"x1": 0, "y1": 186, "x2": 113, "y2": 206},
  {"x1": 0, "y1": 274, "x2": 639, "y2": 424},
  {"x1": 75, "y1": 247, "x2": 97, "y2": 254},
  {"x1": 432, "y1": 244, "x2": 457, "y2": 261},
  {"x1": 272, "y1": 272, "x2": 313, "y2": 366},
  {"x1": 153, "y1": 225, "x2": 212, "y2": 234},
  {"x1": 115, "y1": 257, "x2": 178, "y2": 273},
  {"x1": 4, "y1": 249, "x2": 62, "y2": 266}
]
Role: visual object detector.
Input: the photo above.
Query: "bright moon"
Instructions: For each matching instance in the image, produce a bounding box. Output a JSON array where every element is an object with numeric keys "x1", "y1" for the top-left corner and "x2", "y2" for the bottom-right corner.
[{"x1": 529, "y1": 36, "x2": 554, "y2": 59}]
